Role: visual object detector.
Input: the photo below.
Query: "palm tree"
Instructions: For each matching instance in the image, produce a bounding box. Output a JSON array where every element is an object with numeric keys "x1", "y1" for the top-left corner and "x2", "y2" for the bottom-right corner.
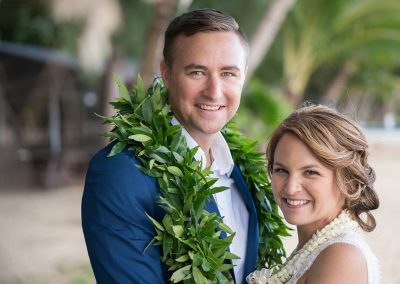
[
  {"x1": 280, "y1": 0, "x2": 400, "y2": 106},
  {"x1": 247, "y1": 0, "x2": 296, "y2": 81}
]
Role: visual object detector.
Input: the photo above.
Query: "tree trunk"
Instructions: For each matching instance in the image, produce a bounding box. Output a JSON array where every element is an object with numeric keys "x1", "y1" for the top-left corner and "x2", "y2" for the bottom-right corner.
[
  {"x1": 321, "y1": 62, "x2": 356, "y2": 106},
  {"x1": 100, "y1": 48, "x2": 123, "y2": 137},
  {"x1": 246, "y1": 0, "x2": 296, "y2": 81},
  {"x1": 139, "y1": 0, "x2": 177, "y2": 88},
  {"x1": 283, "y1": 85, "x2": 301, "y2": 107}
]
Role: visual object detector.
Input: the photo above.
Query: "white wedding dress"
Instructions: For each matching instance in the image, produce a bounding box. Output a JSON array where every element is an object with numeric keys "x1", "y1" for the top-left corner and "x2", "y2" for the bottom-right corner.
[
  {"x1": 247, "y1": 211, "x2": 381, "y2": 284},
  {"x1": 286, "y1": 229, "x2": 380, "y2": 284}
]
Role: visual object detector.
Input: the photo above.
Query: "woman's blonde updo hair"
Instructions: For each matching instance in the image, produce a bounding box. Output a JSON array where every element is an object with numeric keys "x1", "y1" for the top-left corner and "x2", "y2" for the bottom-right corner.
[{"x1": 266, "y1": 104, "x2": 379, "y2": 232}]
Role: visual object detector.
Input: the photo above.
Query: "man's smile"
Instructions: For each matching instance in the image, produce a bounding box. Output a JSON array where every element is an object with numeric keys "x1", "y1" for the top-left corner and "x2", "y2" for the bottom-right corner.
[{"x1": 197, "y1": 104, "x2": 225, "y2": 111}]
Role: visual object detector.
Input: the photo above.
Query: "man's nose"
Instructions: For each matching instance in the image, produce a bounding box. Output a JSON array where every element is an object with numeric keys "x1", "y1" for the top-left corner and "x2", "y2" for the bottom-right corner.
[
  {"x1": 285, "y1": 175, "x2": 301, "y2": 195},
  {"x1": 205, "y1": 75, "x2": 223, "y2": 99}
]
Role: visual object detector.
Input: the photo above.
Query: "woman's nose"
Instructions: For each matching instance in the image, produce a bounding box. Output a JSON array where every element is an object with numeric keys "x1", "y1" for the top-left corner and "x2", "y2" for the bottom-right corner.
[{"x1": 285, "y1": 175, "x2": 301, "y2": 195}]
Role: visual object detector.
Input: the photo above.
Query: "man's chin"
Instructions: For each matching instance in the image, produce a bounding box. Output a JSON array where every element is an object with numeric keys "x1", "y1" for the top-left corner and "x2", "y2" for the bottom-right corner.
[{"x1": 200, "y1": 125, "x2": 226, "y2": 135}]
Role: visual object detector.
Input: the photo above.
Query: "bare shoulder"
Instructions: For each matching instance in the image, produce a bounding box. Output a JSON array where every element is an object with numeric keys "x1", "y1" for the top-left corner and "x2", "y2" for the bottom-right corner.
[{"x1": 305, "y1": 243, "x2": 368, "y2": 284}]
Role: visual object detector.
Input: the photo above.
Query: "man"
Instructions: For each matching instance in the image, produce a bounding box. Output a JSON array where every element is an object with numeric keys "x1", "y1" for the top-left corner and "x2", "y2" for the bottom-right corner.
[{"x1": 82, "y1": 8, "x2": 258, "y2": 283}]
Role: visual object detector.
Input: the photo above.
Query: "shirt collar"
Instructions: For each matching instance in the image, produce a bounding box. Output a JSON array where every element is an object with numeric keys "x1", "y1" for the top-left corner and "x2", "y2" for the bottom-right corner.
[{"x1": 171, "y1": 117, "x2": 234, "y2": 176}]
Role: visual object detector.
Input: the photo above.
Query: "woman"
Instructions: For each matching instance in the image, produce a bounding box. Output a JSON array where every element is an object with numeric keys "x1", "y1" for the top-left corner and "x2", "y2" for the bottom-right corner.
[{"x1": 247, "y1": 104, "x2": 380, "y2": 284}]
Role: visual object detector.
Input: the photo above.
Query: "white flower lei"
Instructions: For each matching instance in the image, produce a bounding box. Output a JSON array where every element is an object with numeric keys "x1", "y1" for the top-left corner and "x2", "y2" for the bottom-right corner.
[{"x1": 246, "y1": 210, "x2": 359, "y2": 284}]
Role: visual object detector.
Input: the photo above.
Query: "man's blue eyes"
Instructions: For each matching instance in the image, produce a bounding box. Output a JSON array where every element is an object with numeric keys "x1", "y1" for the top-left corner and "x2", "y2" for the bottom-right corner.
[
  {"x1": 189, "y1": 71, "x2": 235, "y2": 77},
  {"x1": 191, "y1": 71, "x2": 204, "y2": 76}
]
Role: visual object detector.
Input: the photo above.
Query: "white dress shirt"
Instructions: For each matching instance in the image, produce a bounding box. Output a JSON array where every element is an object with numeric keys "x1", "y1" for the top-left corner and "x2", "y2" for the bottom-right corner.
[{"x1": 171, "y1": 118, "x2": 250, "y2": 282}]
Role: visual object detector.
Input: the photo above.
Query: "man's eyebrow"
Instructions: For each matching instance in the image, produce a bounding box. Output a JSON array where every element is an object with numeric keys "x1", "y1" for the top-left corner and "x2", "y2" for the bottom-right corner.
[
  {"x1": 184, "y1": 64, "x2": 207, "y2": 71},
  {"x1": 221, "y1": 66, "x2": 241, "y2": 71},
  {"x1": 183, "y1": 64, "x2": 241, "y2": 72}
]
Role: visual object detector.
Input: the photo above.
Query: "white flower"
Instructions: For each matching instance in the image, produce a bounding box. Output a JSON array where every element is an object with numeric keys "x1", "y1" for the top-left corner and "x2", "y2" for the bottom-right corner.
[{"x1": 246, "y1": 268, "x2": 271, "y2": 284}]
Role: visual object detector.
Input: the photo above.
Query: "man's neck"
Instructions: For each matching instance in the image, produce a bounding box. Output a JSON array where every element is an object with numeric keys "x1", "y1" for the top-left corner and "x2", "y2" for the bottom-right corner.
[{"x1": 189, "y1": 132, "x2": 216, "y2": 167}]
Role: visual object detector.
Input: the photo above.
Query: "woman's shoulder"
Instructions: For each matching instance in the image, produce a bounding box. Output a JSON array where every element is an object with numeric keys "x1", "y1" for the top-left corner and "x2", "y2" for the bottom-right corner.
[{"x1": 305, "y1": 242, "x2": 368, "y2": 283}]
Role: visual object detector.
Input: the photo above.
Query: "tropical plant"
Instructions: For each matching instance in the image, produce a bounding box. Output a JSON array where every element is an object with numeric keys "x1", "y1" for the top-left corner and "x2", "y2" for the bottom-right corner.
[{"x1": 275, "y1": 0, "x2": 400, "y2": 106}]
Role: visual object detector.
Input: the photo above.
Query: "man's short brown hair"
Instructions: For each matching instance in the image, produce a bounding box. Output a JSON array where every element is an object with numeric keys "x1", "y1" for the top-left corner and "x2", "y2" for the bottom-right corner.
[{"x1": 163, "y1": 8, "x2": 249, "y2": 67}]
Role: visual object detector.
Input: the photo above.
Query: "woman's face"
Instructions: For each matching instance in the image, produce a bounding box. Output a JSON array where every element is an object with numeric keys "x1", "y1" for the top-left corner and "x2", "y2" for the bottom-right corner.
[{"x1": 271, "y1": 132, "x2": 345, "y2": 236}]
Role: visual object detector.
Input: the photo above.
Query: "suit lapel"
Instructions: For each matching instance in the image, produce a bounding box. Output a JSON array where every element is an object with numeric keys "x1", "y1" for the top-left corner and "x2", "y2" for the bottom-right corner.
[
  {"x1": 231, "y1": 165, "x2": 259, "y2": 282},
  {"x1": 204, "y1": 194, "x2": 221, "y2": 218}
]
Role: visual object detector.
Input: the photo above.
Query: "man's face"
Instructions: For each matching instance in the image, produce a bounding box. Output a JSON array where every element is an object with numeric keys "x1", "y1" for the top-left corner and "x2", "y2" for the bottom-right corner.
[{"x1": 161, "y1": 31, "x2": 248, "y2": 144}]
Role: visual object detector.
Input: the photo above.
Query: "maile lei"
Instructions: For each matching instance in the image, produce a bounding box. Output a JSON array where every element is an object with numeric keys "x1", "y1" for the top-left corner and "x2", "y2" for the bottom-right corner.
[{"x1": 103, "y1": 75, "x2": 290, "y2": 283}]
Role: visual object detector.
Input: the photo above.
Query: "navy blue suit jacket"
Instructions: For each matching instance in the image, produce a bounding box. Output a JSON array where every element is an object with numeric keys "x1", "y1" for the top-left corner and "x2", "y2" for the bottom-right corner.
[{"x1": 82, "y1": 143, "x2": 259, "y2": 283}]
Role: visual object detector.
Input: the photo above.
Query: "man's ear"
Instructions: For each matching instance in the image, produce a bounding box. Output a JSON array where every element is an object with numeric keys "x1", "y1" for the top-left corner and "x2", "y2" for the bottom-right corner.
[{"x1": 160, "y1": 60, "x2": 170, "y2": 88}]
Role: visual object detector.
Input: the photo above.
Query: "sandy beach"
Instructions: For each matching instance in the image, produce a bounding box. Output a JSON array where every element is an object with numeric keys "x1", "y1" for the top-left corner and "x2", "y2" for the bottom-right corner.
[{"x1": 0, "y1": 131, "x2": 399, "y2": 283}]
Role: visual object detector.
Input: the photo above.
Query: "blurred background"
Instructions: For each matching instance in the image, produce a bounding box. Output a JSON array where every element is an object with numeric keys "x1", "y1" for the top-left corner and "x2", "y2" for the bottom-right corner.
[{"x1": 0, "y1": 0, "x2": 399, "y2": 283}]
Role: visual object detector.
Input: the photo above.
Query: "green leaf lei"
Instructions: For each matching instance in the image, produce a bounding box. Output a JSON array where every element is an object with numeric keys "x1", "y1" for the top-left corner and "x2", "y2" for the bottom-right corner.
[{"x1": 104, "y1": 75, "x2": 290, "y2": 283}]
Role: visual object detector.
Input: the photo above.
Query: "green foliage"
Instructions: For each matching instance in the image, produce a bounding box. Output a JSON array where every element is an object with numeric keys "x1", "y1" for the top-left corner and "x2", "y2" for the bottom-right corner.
[
  {"x1": 254, "y1": 0, "x2": 400, "y2": 107},
  {"x1": 237, "y1": 79, "x2": 292, "y2": 142},
  {"x1": 115, "y1": 0, "x2": 154, "y2": 58},
  {"x1": 190, "y1": 0, "x2": 270, "y2": 39},
  {"x1": 105, "y1": 75, "x2": 236, "y2": 283},
  {"x1": 0, "y1": 0, "x2": 82, "y2": 52},
  {"x1": 104, "y1": 75, "x2": 290, "y2": 282},
  {"x1": 221, "y1": 123, "x2": 291, "y2": 268}
]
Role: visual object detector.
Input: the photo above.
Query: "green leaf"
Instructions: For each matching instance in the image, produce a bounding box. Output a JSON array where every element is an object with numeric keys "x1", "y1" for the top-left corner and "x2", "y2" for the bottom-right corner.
[
  {"x1": 170, "y1": 264, "x2": 191, "y2": 283},
  {"x1": 107, "y1": 142, "x2": 126, "y2": 157},
  {"x1": 218, "y1": 223, "x2": 234, "y2": 235},
  {"x1": 218, "y1": 264, "x2": 234, "y2": 272},
  {"x1": 135, "y1": 74, "x2": 145, "y2": 101},
  {"x1": 167, "y1": 187, "x2": 179, "y2": 194},
  {"x1": 142, "y1": 98, "x2": 152, "y2": 123},
  {"x1": 171, "y1": 132, "x2": 187, "y2": 154},
  {"x1": 167, "y1": 166, "x2": 184, "y2": 177},
  {"x1": 102, "y1": 131, "x2": 121, "y2": 140},
  {"x1": 163, "y1": 173, "x2": 169, "y2": 187},
  {"x1": 193, "y1": 266, "x2": 207, "y2": 284},
  {"x1": 215, "y1": 270, "x2": 231, "y2": 283},
  {"x1": 135, "y1": 165, "x2": 159, "y2": 177},
  {"x1": 145, "y1": 213, "x2": 165, "y2": 232},
  {"x1": 130, "y1": 125, "x2": 153, "y2": 136},
  {"x1": 149, "y1": 152, "x2": 168, "y2": 164},
  {"x1": 113, "y1": 75, "x2": 131, "y2": 103},
  {"x1": 175, "y1": 254, "x2": 190, "y2": 262},
  {"x1": 165, "y1": 124, "x2": 181, "y2": 137},
  {"x1": 128, "y1": 134, "x2": 153, "y2": 142},
  {"x1": 150, "y1": 87, "x2": 162, "y2": 110},
  {"x1": 162, "y1": 234, "x2": 173, "y2": 260},
  {"x1": 190, "y1": 160, "x2": 202, "y2": 170},
  {"x1": 155, "y1": 145, "x2": 171, "y2": 154},
  {"x1": 172, "y1": 152, "x2": 184, "y2": 164},
  {"x1": 172, "y1": 225, "x2": 184, "y2": 238},
  {"x1": 201, "y1": 259, "x2": 211, "y2": 272},
  {"x1": 207, "y1": 186, "x2": 228, "y2": 195},
  {"x1": 192, "y1": 253, "x2": 203, "y2": 267},
  {"x1": 162, "y1": 214, "x2": 173, "y2": 234},
  {"x1": 143, "y1": 237, "x2": 156, "y2": 252},
  {"x1": 224, "y1": 252, "x2": 240, "y2": 260},
  {"x1": 260, "y1": 198, "x2": 272, "y2": 212}
]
